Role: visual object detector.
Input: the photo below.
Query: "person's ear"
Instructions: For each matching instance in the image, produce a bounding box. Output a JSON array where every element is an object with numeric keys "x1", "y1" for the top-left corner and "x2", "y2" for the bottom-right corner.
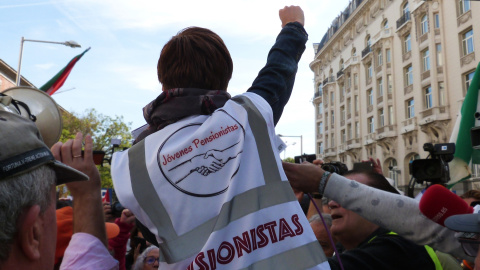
[{"x1": 17, "y1": 205, "x2": 42, "y2": 261}]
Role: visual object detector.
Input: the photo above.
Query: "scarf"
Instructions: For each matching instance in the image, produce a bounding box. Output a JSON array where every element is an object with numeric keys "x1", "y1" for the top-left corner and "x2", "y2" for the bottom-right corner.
[{"x1": 135, "y1": 88, "x2": 231, "y2": 143}]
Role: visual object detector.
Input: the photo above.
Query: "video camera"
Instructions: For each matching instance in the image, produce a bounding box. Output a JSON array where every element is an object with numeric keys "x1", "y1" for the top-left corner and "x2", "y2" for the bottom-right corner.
[
  {"x1": 409, "y1": 143, "x2": 455, "y2": 185},
  {"x1": 294, "y1": 154, "x2": 348, "y2": 175}
]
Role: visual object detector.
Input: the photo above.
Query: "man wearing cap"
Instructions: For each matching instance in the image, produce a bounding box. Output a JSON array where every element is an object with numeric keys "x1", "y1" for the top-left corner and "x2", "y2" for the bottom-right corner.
[{"x1": 0, "y1": 111, "x2": 118, "y2": 269}]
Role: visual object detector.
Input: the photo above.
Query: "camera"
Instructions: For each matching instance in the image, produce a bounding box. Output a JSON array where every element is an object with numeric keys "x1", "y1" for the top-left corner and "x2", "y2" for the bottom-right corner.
[
  {"x1": 111, "y1": 201, "x2": 125, "y2": 218},
  {"x1": 322, "y1": 161, "x2": 348, "y2": 175},
  {"x1": 294, "y1": 154, "x2": 317, "y2": 164},
  {"x1": 409, "y1": 143, "x2": 455, "y2": 185}
]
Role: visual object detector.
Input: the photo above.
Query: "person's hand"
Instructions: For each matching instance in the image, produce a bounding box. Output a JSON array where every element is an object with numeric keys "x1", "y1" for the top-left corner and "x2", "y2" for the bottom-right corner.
[
  {"x1": 279, "y1": 5, "x2": 304, "y2": 27},
  {"x1": 367, "y1": 157, "x2": 383, "y2": 175},
  {"x1": 313, "y1": 159, "x2": 324, "y2": 166},
  {"x1": 51, "y1": 132, "x2": 101, "y2": 197},
  {"x1": 282, "y1": 161, "x2": 325, "y2": 194},
  {"x1": 119, "y1": 209, "x2": 136, "y2": 225},
  {"x1": 133, "y1": 243, "x2": 142, "y2": 262},
  {"x1": 103, "y1": 202, "x2": 115, "y2": 222}
]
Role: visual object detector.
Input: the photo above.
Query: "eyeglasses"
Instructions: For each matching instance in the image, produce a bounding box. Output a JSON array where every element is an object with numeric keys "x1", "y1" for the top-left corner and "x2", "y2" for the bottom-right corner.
[
  {"x1": 457, "y1": 232, "x2": 480, "y2": 257},
  {"x1": 144, "y1": 256, "x2": 160, "y2": 265}
]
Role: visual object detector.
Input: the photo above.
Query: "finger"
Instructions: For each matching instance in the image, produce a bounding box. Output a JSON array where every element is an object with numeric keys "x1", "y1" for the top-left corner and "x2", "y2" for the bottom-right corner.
[
  {"x1": 51, "y1": 142, "x2": 63, "y2": 161},
  {"x1": 72, "y1": 132, "x2": 83, "y2": 159},
  {"x1": 61, "y1": 139, "x2": 74, "y2": 164},
  {"x1": 83, "y1": 134, "x2": 93, "y2": 162}
]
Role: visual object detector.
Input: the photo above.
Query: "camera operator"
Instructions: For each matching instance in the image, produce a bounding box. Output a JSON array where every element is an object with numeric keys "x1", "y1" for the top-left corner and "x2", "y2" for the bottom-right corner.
[{"x1": 282, "y1": 160, "x2": 468, "y2": 261}]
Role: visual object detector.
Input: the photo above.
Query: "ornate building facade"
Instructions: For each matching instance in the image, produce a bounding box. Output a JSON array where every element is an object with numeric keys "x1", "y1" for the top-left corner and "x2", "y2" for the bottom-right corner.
[{"x1": 311, "y1": 0, "x2": 479, "y2": 189}]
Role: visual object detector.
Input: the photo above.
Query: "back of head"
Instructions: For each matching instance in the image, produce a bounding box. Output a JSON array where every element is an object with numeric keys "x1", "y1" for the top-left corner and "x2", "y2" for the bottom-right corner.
[
  {"x1": 0, "y1": 166, "x2": 55, "y2": 263},
  {"x1": 158, "y1": 27, "x2": 233, "y2": 91},
  {"x1": 344, "y1": 170, "x2": 400, "y2": 195}
]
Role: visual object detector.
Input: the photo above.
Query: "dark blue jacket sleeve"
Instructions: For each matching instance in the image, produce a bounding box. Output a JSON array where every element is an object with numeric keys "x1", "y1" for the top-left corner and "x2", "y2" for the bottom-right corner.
[{"x1": 247, "y1": 22, "x2": 308, "y2": 126}]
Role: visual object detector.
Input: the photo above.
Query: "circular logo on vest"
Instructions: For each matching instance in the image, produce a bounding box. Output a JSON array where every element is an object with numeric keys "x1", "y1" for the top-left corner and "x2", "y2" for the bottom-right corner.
[{"x1": 157, "y1": 110, "x2": 245, "y2": 197}]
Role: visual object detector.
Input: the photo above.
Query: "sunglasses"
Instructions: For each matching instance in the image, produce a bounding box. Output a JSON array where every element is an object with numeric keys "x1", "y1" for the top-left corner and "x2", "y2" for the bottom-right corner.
[
  {"x1": 457, "y1": 232, "x2": 480, "y2": 257},
  {"x1": 144, "y1": 256, "x2": 160, "y2": 265}
]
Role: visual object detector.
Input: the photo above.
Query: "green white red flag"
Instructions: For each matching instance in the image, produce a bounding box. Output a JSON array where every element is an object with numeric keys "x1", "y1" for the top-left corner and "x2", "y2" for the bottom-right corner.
[
  {"x1": 39, "y1": 47, "x2": 90, "y2": 95},
  {"x1": 448, "y1": 61, "x2": 480, "y2": 187}
]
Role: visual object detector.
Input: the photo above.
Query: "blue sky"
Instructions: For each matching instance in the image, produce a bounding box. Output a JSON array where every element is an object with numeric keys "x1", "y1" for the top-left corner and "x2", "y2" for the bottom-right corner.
[{"x1": 1, "y1": 0, "x2": 350, "y2": 159}]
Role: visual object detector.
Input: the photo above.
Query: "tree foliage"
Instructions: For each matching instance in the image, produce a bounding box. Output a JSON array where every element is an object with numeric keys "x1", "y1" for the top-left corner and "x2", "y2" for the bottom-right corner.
[
  {"x1": 60, "y1": 108, "x2": 133, "y2": 188},
  {"x1": 283, "y1": 157, "x2": 295, "y2": 163}
]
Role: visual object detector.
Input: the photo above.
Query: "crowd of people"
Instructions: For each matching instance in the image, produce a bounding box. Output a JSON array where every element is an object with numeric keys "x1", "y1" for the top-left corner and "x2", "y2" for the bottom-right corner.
[{"x1": 1, "y1": 4, "x2": 480, "y2": 270}]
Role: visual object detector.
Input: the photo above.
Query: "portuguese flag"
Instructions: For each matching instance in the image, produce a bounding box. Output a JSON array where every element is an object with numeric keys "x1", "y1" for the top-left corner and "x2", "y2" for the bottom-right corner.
[
  {"x1": 39, "y1": 47, "x2": 90, "y2": 95},
  {"x1": 448, "y1": 61, "x2": 480, "y2": 187}
]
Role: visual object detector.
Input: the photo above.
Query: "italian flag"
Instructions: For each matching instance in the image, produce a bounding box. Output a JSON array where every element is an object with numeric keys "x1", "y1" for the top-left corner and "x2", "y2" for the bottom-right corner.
[
  {"x1": 448, "y1": 61, "x2": 480, "y2": 187},
  {"x1": 39, "y1": 47, "x2": 90, "y2": 95}
]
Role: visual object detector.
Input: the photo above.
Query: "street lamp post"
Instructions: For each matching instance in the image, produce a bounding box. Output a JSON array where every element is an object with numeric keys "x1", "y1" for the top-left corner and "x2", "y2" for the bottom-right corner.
[
  {"x1": 16, "y1": 37, "x2": 81, "y2": 86},
  {"x1": 278, "y1": 134, "x2": 303, "y2": 156}
]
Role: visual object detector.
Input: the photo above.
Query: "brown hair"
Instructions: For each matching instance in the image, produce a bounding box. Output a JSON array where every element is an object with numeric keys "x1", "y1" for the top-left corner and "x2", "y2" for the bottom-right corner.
[
  {"x1": 460, "y1": 189, "x2": 480, "y2": 200},
  {"x1": 157, "y1": 27, "x2": 233, "y2": 91}
]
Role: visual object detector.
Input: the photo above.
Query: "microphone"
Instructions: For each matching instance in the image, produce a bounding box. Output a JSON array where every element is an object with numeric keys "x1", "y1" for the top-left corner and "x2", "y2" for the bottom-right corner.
[{"x1": 419, "y1": 184, "x2": 473, "y2": 226}]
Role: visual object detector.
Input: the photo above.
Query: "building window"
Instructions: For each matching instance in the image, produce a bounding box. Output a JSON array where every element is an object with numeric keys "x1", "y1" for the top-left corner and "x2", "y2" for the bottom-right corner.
[
  {"x1": 425, "y1": 86, "x2": 433, "y2": 109},
  {"x1": 319, "y1": 122, "x2": 324, "y2": 134},
  {"x1": 407, "y1": 99, "x2": 415, "y2": 118},
  {"x1": 355, "y1": 121, "x2": 360, "y2": 138},
  {"x1": 325, "y1": 135, "x2": 328, "y2": 148},
  {"x1": 434, "y1": 13, "x2": 440, "y2": 29},
  {"x1": 367, "y1": 89, "x2": 373, "y2": 106},
  {"x1": 318, "y1": 84, "x2": 323, "y2": 96},
  {"x1": 331, "y1": 111, "x2": 335, "y2": 125},
  {"x1": 318, "y1": 102, "x2": 323, "y2": 115},
  {"x1": 341, "y1": 130, "x2": 346, "y2": 143},
  {"x1": 341, "y1": 106, "x2": 346, "y2": 121},
  {"x1": 465, "y1": 71, "x2": 476, "y2": 95},
  {"x1": 462, "y1": 29, "x2": 474, "y2": 56},
  {"x1": 347, "y1": 98, "x2": 352, "y2": 115},
  {"x1": 388, "y1": 105, "x2": 395, "y2": 125},
  {"x1": 421, "y1": 15, "x2": 428, "y2": 35},
  {"x1": 404, "y1": 33, "x2": 411, "y2": 53},
  {"x1": 379, "y1": 108, "x2": 385, "y2": 127},
  {"x1": 318, "y1": 142, "x2": 323, "y2": 154},
  {"x1": 378, "y1": 50, "x2": 383, "y2": 66},
  {"x1": 341, "y1": 84, "x2": 346, "y2": 98},
  {"x1": 403, "y1": 2, "x2": 410, "y2": 16},
  {"x1": 367, "y1": 63, "x2": 373, "y2": 79},
  {"x1": 331, "y1": 136, "x2": 335, "y2": 148},
  {"x1": 347, "y1": 124, "x2": 352, "y2": 140},
  {"x1": 354, "y1": 73, "x2": 359, "y2": 87},
  {"x1": 405, "y1": 65, "x2": 413, "y2": 86},
  {"x1": 352, "y1": 48, "x2": 357, "y2": 56},
  {"x1": 386, "y1": 49, "x2": 391, "y2": 63},
  {"x1": 366, "y1": 35, "x2": 371, "y2": 47},
  {"x1": 355, "y1": 95, "x2": 359, "y2": 113},
  {"x1": 378, "y1": 78, "x2": 383, "y2": 97},
  {"x1": 422, "y1": 49, "x2": 430, "y2": 72},
  {"x1": 384, "y1": 20, "x2": 389, "y2": 29},
  {"x1": 368, "y1": 117, "x2": 375, "y2": 133},
  {"x1": 459, "y1": 0, "x2": 471, "y2": 15},
  {"x1": 331, "y1": 92, "x2": 335, "y2": 104},
  {"x1": 387, "y1": 74, "x2": 393, "y2": 93},
  {"x1": 438, "y1": 82, "x2": 445, "y2": 106},
  {"x1": 346, "y1": 74, "x2": 351, "y2": 88},
  {"x1": 436, "y1": 44, "x2": 442, "y2": 66}
]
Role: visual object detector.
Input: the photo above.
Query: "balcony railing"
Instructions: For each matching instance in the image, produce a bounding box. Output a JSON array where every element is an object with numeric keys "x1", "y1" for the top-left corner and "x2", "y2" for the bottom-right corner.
[
  {"x1": 337, "y1": 69, "x2": 344, "y2": 79},
  {"x1": 396, "y1": 12, "x2": 411, "y2": 29},
  {"x1": 362, "y1": 46, "x2": 372, "y2": 58}
]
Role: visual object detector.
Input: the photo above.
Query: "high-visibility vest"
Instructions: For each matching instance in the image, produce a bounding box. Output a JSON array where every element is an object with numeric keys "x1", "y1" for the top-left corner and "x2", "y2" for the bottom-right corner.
[
  {"x1": 368, "y1": 231, "x2": 443, "y2": 270},
  {"x1": 112, "y1": 93, "x2": 330, "y2": 269}
]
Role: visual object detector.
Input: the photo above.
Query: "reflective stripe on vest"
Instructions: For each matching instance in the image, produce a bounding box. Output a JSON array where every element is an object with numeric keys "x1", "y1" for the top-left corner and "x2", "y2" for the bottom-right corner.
[
  {"x1": 127, "y1": 95, "x2": 327, "y2": 266},
  {"x1": 368, "y1": 231, "x2": 442, "y2": 270}
]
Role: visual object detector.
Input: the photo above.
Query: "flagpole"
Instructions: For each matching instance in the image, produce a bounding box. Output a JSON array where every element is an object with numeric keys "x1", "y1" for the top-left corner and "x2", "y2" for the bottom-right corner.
[{"x1": 15, "y1": 37, "x2": 81, "y2": 86}]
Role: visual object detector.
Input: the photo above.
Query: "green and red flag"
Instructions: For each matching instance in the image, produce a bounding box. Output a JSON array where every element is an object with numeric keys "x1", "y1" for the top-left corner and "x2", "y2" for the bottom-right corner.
[
  {"x1": 39, "y1": 47, "x2": 90, "y2": 95},
  {"x1": 448, "y1": 61, "x2": 480, "y2": 187}
]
